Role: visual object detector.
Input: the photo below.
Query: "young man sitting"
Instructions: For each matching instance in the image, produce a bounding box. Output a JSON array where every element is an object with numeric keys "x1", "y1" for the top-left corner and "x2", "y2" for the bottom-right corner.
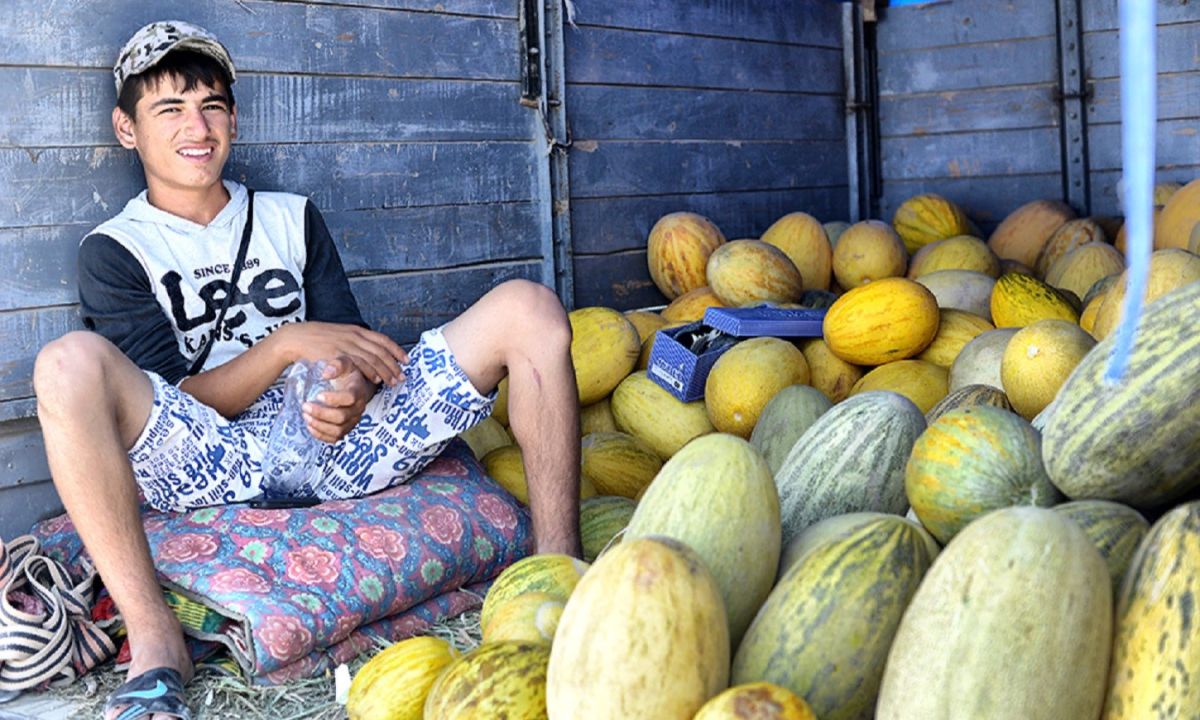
[{"x1": 33, "y1": 20, "x2": 580, "y2": 720}]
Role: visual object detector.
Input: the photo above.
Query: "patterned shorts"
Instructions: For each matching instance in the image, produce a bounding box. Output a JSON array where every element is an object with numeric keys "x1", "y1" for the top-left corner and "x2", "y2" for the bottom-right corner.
[{"x1": 127, "y1": 327, "x2": 495, "y2": 512}]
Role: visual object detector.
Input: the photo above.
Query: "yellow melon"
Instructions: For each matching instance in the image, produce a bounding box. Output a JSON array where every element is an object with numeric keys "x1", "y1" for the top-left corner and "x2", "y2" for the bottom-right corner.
[
  {"x1": 481, "y1": 591, "x2": 564, "y2": 646},
  {"x1": 479, "y1": 553, "x2": 589, "y2": 632},
  {"x1": 483, "y1": 446, "x2": 596, "y2": 505},
  {"x1": 491, "y1": 377, "x2": 510, "y2": 426},
  {"x1": 849, "y1": 360, "x2": 950, "y2": 414},
  {"x1": 347, "y1": 636, "x2": 458, "y2": 720},
  {"x1": 1114, "y1": 207, "x2": 1161, "y2": 254},
  {"x1": 831, "y1": 220, "x2": 908, "y2": 288},
  {"x1": 611, "y1": 371, "x2": 715, "y2": 460},
  {"x1": 1091, "y1": 248, "x2": 1200, "y2": 339},
  {"x1": 623, "y1": 310, "x2": 668, "y2": 343},
  {"x1": 989, "y1": 199, "x2": 1075, "y2": 267},
  {"x1": 799, "y1": 338, "x2": 865, "y2": 404},
  {"x1": 761, "y1": 212, "x2": 833, "y2": 291},
  {"x1": 661, "y1": 286, "x2": 725, "y2": 323},
  {"x1": 1001, "y1": 319, "x2": 1097, "y2": 419},
  {"x1": 579, "y1": 397, "x2": 618, "y2": 436},
  {"x1": 1079, "y1": 294, "x2": 1103, "y2": 336},
  {"x1": 424, "y1": 641, "x2": 551, "y2": 719},
  {"x1": 635, "y1": 333, "x2": 655, "y2": 371},
  {"x1": 823, "y1": 277, "x2": 941, "y2": 365},
  {"x1": 707, "y1": 239, "x2": 805, "y2": 307},
  {"x1": 1091, "y1": 215, "x2": 1125, "y2": 243},
  {"x1": 1044, "y1": 242, "x2": 1126, "y2": 302},
  {"x1": 693, "y1": 682, "x2": 817, "y2": 720},
  {"x1": 569, "y1": 307, "x2": 641, "y2": 405},
  {"x1": 824, "y1": 221, "x2": 851, "y2": 246},
  {"x1": 1154, "y1": 182, "x2": 1183, "y2": 206},
  {"x1": 646, "y1": 212, "x2": 726, "y2": 299},
  {"x1": 893, "y1": 194, "x2": 973, "y2": 253},
  {"x1": 1156, "y1": 178, "x2": 1200, "y2": 249},
  {"x1": 580, "y1": 431, "x2": 663, "y2": 499},
  {"x1": 704, "y1": 337, "x2": 811, "y2": 438},
  {"x1": 1035, "y1": 218, "x2": 1107, "y2": 278},
  {"x1": 1190, "y1": 222, "x2": 1200, "y2": 255},
  {"x1": 916, "y1": 309, "x2": 996, "y2": 368},
  {"x1": 990, "y1": 273, "x2": 1080, "y2": 328},
  {"x1": 908, "y1": 234, "x2": 1000, "y2": 279},
  {"x1": 460, "y1": 416, "x2": 512, "y2": 460}
]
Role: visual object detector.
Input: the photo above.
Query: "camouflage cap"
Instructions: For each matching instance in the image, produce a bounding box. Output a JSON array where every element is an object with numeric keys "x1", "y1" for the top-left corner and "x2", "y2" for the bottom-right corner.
[{"x1": 114, "y1": 20, "x2": 237, "y2": 95}]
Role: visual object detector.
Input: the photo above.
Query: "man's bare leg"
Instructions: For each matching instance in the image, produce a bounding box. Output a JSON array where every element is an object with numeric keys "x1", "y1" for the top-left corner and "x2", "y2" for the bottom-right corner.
[
  {"x1": 34, "y1": 332, "x2": 192, "y2": 719},
  {"x1": 442, "y1": 280, "x2": 582, "y2": 557}
]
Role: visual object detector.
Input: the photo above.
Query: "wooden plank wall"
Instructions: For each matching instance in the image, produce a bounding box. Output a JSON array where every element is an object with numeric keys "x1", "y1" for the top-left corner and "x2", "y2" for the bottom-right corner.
[
  {"x1": 1083, "y1": 0, "x2": 1200, "y2": 215},
  {"x1": 564, "y1": 1, "x2": 849, "y2": 310},
  {"x1": 874, "y1": 1, "x2": 1064, "y2": 230},
  {"x1": 0, "y1": 0, "x2": 547, "y2": 537}
]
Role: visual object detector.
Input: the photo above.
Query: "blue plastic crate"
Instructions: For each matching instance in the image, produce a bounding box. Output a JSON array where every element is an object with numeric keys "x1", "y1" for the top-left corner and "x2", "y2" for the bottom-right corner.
[
  {"x1": 646, "y1": 321, "x2": 737, "y2": 402},
  {"x1": 703, "y1": 306, "x2": 826, "y2": 337}
]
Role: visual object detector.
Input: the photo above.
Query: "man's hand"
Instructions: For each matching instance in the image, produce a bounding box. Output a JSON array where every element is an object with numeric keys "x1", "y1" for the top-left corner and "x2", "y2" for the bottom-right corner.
[
  {"x1": 277, "y1": 321, "x2": 408, "y2": 387},
  {"x1": 302, "y1": 357, "x2": 378, "y2": 443}
]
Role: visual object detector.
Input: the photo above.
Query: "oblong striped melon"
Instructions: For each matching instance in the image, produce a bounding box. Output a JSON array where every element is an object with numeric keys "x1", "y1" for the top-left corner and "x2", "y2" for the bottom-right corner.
[
  {"x1": 1102, "y1": 501, "x2": 1200, "y2": 718},
  {"x1": 775, "y1": 391, "x2": 926, "y2": 548},
  {"x1": 1052, "y1": 500, "x2": 1149, "y2": 596},
  {"x1": 626, "y1": 433, "x2": 781, "y2": 646},
  {"x1": 1042, "y1": 280, "x2": 1200, "y2": 508},
  {"x1": 733, "y1": 516, "x2": 939, "y2": 720},
  {"x1": 877, "y1": 507, "x2": 1112, "y2": 720}
]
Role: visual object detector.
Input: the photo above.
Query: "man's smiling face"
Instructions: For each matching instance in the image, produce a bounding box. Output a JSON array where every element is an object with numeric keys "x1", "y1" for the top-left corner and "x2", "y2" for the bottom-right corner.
[{"x1": 115, "y1": 74, "x2": 236, "y2": 198}]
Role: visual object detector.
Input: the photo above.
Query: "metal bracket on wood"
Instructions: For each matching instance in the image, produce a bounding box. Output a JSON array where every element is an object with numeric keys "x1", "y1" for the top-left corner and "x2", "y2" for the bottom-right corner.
[
  {"x1": 519, "y1": 0, "x2": 542, "y2": 108},
  {"x1": 844, "y1": 1, "x2": 881, "y2": 222},
  {"x1": 540, "y1": 0, "x2": 574, "y2": 307},
  {"x1": 1056, "y1": 0, "x2": 1090, "y2": 214}
]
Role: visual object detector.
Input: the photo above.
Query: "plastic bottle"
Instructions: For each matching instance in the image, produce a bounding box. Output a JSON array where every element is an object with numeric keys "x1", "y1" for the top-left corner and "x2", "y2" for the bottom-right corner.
[{"x1": 260, "y1": 359, "x2": 332, "y2": 499}]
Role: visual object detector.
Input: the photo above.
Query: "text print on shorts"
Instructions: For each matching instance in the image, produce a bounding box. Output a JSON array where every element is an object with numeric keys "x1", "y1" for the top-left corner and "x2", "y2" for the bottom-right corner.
[{"x1": 127, "y1": 327, "x2": 494, "y2": 511}]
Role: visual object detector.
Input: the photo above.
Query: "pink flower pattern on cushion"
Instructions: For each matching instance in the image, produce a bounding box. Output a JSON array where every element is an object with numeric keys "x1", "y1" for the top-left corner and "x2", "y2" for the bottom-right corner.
[
  {"x1": 158, "y1": 533, "x2": 219, "y2": 563},
  {"x1": 477, "y1": 493, "x2": 519, "y2": 531},
  {"x1": 209, "y1": 568, "x2": 271, "y2": 594},
  {"x1": 29, "y1": 440, "x2": 533, "y2": 681},
  {"x1": 353, "y1": 526, "x2": 406, "y2": 562},
  {"x1": 258, "y1": 615, "x2": 315, "y2": 663},
  {"x1": 421, "y1": 506, "x2": 464, "y2": 545},
  {"x1": 285, "y1": 546, "x2": 341, "y2": 585}
]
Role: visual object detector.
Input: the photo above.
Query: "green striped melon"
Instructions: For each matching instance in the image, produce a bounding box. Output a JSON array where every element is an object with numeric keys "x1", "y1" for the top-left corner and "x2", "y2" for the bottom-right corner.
[
  {"x1": 546, "y1": 537, "x2": 729, "y2": 720},
  {"x1": 1042, "y1": 280, "x2": 1200, "y2": 508},
  {"x1": 578, "y1": 495, "x2": 635, "y2": 562},
  {"x1": 733, "y1": 516, "x2": 939, "y2": 720},
  {"x1": 906, "y1": 406, "x2": 1062, "y2": 544},
  {"x1": 1052, "y1": 500, "x2": 1149, "y2": 596},
  {"x1": 748, "y1": 384, "x2": 833, "y2": 476},
  {"x1": 1102, "y1": 501, "x2": 1200, "y2": 718},
  {"x1": 424, "y1": 641, "x2": 550, "y2": 719},
  {"x1": 480, "y1": 554, "x2": 589, "y2": 632},
  {"x1": 625, "y1": 433, "x2": 781, "y2": 646},
  {"x1": 777, "y1": 511, "x2": 940, "y2": 583},
  {"x1": 774, "y1": 391, "x2": 926, "y2": 548},
  {"x1": 877, "y1": 507, "x2": 1112, "y2": 720},
  {"x1": 924, "y1": 383, "x2": 1012, "y2": 425}
]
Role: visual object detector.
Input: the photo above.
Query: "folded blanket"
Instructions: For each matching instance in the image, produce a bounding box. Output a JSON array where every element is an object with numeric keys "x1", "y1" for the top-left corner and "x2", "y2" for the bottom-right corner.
[{"x1": 32, "y1": 440, "x2": 531, "y2": 682}]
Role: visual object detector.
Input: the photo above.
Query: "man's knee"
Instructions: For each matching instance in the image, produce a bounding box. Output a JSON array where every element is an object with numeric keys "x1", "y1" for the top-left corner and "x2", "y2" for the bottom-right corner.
[
  {"x1": 34, "y1": 331, "x2": 121, "y2": 408},
  {"x1": 493, "y1": 280, "x2": 571, "y2": 345}
]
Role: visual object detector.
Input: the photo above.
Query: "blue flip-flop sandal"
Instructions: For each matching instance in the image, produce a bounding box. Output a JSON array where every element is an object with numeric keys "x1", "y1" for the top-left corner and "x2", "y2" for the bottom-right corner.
[{"x1": 103, "y1": 666, "x2": 191, "y2": 720}]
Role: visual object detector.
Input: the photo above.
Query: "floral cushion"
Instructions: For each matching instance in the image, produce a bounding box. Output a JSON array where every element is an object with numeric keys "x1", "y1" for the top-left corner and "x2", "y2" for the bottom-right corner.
[{"x1": 32, "y1": 440, "x2": 531, "y2": 681}]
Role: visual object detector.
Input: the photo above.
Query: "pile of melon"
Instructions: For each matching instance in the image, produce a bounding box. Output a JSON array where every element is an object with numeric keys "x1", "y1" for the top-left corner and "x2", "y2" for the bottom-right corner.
[{"x1": 346, "y1": 179, "x2": 1200, "y2": 720}]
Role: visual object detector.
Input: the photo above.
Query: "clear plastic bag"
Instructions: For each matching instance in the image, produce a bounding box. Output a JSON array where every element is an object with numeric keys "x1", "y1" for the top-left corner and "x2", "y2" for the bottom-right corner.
[{"x1": 260, "y1": 359, "x2": 332, "y2": 499}]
